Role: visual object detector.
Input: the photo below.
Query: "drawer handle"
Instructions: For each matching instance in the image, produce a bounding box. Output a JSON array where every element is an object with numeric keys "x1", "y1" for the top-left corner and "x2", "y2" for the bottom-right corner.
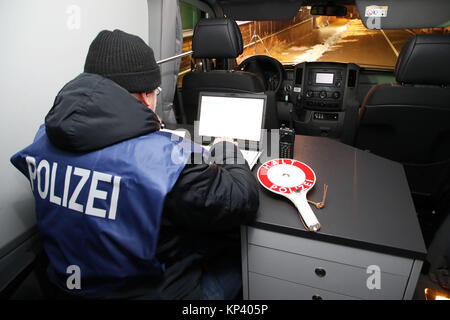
[
  {"x1": 315, "y1": 268, "x2": 326, "y2": 277},
  {"x1": 312, "y1": 295, "x2": 323, "y2": 300}
]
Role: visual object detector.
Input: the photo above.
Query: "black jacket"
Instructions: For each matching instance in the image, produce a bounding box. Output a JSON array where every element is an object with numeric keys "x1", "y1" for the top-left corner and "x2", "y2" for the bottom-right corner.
[{"x1": 44, "y1": 73, "x2": 259, "y2": 299}]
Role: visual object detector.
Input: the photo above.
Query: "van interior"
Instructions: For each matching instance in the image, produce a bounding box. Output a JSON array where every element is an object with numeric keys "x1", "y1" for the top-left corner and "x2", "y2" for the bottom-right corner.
[{"x1": 0, "y1": 0, "x2": 449, "y2": 300}]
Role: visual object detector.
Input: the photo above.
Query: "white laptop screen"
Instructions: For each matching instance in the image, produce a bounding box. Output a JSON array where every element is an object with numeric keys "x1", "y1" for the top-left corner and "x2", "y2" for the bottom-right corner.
[{"x1": 198, "y1": 94, "x2": 265, "y2": 142}]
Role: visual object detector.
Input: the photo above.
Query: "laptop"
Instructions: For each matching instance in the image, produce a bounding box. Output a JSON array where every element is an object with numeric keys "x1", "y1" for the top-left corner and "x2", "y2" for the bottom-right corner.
[{"x1": 197, "y1": 92, "x2": 267, "y2": 169}]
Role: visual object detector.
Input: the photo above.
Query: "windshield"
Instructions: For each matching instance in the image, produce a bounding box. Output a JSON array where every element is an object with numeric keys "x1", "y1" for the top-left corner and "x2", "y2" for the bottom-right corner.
[
  {"x1": 179, "y1": 3, "x2": 449, "y2": 81},
  {"x1": 235, "y1": 7, "x2": 448, "y2": 69}
]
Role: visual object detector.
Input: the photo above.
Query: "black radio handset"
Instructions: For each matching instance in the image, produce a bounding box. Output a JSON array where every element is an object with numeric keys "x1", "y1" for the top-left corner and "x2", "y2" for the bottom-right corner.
[{"x1": 279, "y1": 108, "x2": 295, "y2": 159}]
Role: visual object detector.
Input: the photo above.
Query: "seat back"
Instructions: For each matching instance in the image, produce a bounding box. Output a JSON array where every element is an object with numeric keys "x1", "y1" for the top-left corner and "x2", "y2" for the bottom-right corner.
[
  {"x1": 356, "y1": 34, "x2": 450, "y2": 204},
  {"x1": 181, "y1": 18, "x2": 265, "y2": 124}
]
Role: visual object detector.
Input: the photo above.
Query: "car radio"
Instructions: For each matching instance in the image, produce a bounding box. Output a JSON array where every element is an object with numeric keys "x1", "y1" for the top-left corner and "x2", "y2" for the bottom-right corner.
[
  {"x1": 277, "y1": 62, "x2": 359, "y2": 140},
  {"x1": 296, "y1": 64, "x2": 346, "y2": 111}
]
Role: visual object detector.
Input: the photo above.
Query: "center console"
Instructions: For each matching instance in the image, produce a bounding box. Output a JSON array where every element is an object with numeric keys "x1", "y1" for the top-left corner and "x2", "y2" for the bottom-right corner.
[{"x1": 278, "y1": 62, "x2": 360, "y2": 140}]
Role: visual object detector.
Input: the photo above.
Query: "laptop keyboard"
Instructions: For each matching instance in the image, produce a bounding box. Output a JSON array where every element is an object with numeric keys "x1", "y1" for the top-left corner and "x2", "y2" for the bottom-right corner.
[{"x1": 240, "y1": 150, "x2": 262, "y2": 170}]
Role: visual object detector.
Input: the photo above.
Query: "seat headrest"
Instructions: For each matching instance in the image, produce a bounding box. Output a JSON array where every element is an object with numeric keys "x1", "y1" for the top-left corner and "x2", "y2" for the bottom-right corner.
[
  {"x1": 395, "y1": 34, "x2": 450, "y2": 85},
  {"x1": 192, "y1": 18, "x2": 243, "y2": 59}
]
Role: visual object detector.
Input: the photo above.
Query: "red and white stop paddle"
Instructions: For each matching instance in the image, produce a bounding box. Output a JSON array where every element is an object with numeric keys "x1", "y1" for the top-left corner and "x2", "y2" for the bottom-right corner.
[{"x1": 257, "y1": 159, "x2": 321, "y2": 232}]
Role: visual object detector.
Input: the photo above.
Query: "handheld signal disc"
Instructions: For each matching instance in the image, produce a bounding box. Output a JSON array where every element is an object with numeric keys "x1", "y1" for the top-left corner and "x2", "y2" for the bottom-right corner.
[{"x1": 258, "y1": 159, "x2": 321, "y2": 232}]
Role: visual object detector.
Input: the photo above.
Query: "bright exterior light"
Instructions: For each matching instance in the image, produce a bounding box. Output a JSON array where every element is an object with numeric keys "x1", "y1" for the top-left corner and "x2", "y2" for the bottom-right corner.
[{"x1": 425, "y1": 288, "x2": 450, "y2": 300}]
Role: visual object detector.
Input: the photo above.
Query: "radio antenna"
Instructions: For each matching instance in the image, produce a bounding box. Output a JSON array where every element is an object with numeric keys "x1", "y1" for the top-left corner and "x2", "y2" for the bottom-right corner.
[{"x1": 289, "y1": 107, "x2": 294, "y2": 132}]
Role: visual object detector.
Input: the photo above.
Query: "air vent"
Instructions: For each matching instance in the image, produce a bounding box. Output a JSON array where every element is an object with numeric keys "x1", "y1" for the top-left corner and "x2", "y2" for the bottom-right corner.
[
  {"x1": 348, "y1": 70, "x2": 357, "y2": 87},
  {"x1": 295, "y1": 68, "x2": 303, "y2": 85}
]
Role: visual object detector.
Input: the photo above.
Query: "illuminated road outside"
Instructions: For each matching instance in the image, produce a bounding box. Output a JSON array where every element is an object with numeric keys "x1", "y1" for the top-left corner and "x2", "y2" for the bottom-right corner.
[{"x1": 239, "y1": 18, "x2": 415, "y2": 69}]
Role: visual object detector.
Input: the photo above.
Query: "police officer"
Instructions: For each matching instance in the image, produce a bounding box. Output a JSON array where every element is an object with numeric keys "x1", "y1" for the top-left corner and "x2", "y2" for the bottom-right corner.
[{"x1": 10, "y1": 30, "x2": 259, "y2": 299}]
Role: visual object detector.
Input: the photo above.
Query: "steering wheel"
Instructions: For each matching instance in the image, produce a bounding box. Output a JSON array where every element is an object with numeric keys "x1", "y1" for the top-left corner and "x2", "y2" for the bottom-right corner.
[{"x1": 237, "y1": 55, "x2": 284, "y2": 92}]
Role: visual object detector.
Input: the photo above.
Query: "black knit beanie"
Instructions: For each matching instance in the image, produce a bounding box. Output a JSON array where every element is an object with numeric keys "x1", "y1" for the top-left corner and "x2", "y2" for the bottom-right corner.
[{"x1": 84, "y1": 29, "x2": 161, "y2": 93}]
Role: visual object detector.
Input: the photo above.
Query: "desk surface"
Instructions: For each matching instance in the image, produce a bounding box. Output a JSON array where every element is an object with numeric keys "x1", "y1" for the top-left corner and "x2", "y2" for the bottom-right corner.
[{"x1": 249, "y1": 135, "x2": 427, "y2": 260}]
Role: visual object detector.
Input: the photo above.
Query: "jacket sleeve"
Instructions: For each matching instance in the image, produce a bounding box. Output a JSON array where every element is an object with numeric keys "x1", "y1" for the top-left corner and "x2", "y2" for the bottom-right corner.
[{"x1": 163, "y1": 141, "x2": 260, "y2": 232}]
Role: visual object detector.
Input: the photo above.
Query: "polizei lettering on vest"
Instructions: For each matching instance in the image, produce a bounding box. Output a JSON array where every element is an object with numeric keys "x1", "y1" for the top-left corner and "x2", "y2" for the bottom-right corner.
[{"x1": 25, "y1": 156, "x2": 121, "y2": 220}]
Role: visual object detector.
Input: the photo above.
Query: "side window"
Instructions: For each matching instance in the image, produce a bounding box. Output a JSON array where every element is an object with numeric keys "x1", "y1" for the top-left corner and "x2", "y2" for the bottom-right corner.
[
  {"x1": 178, "y1": 1, "x2": 203, "y2": 85},
  {"x1": 180, "y1": 1, "x2": 201, "y2": 30}
]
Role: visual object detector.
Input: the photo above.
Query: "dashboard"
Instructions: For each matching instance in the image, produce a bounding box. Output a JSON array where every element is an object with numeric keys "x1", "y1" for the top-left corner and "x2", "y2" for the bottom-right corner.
[
  {"x1": 280, "y1": 62, "x2": 360, "y2": 139},
  {"x1": 238, "y1": 57, "x2": 361, "y2": 142}
]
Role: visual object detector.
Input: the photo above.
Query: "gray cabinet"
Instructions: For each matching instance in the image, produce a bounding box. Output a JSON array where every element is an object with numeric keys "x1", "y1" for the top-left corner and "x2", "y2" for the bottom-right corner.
[{"x1": 241, "y1": 227, "x2": 423, "y2": 300}]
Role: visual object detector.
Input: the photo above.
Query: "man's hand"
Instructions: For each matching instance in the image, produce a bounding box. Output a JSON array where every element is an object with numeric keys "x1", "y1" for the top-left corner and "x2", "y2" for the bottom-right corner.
[{"x1": 213, "y1": 137, "x2": 238, "y2": 146}]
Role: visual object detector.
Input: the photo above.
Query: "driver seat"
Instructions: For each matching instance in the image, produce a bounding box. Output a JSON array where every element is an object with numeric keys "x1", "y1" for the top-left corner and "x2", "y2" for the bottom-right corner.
[{"x1": 181, "y1": 18, "x2": 265, "y2": 124}]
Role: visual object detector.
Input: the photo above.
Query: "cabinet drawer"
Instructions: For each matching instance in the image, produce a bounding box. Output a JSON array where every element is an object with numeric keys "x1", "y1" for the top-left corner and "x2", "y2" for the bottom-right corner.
[
  {"x1": 247, "y1": 227, "x2": 413, "y2": 276},
  {"x1": 249, "y1": 272, "x2": 359, "y2": 300},
  {"x1": 248, "y1": 244, "x2": 408, "y2": 300}
]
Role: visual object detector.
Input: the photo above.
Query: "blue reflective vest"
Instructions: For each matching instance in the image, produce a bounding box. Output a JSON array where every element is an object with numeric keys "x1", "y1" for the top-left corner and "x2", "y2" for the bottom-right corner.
[{"x1": 11, "y1": 125, "x2": 198, "y2": 296}]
